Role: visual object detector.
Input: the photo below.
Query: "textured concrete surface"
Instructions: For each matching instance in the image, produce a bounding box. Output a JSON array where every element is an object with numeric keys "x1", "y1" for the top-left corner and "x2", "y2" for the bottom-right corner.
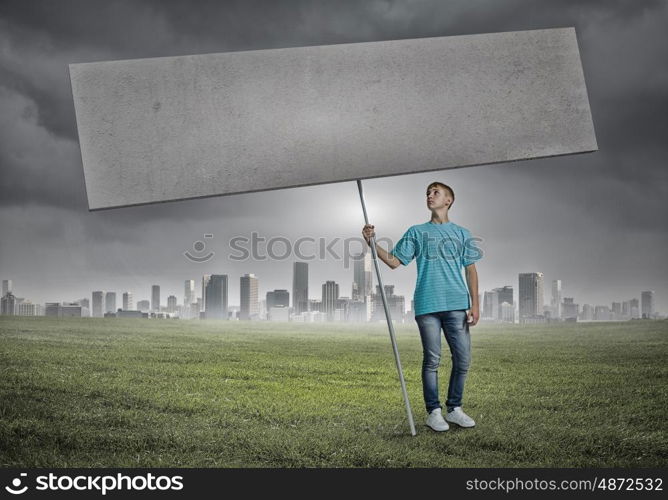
[{"x1": 69, "y1": 27, "x2": 597, "y2": 211}]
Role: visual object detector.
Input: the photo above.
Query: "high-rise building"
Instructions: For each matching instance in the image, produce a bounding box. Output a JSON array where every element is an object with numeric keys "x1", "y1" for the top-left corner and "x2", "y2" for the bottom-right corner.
[
  {"x1": 167, "y1": 295, "x2": 177, "y2": 313},
  {"x1": 267, "y1": 289, "x2": 290, "y2": 311},
  {"x1": 75, "y1": 298, "x2": 90, "y2": 317},
  {"x1": 151, "y1": 285, "x2": 160, "y2": 312},
  {"x1": 371, "y1": 285, "x2": 405, "y2": 322},
  {"x1": 92, "y1": 291, "x2": 105, "y2": 318},
  {"x1": 483, "y1": 290, "x2": 499, "y2": 320},
  {"x1": 105, "y1": 292, "x2": 117, "y2": 313},
  {"x1": 551, "y1": 280, "x2": 562, "y2": 319},
  {"x1": 205, "y1": 275, "x2": 228, "y2": 319},
  {"x1": 518, "y1": 272, "x2": 544, "y2": 322},
  {"x1": 334, "y1": 297, "x2": 350, "y2": 322},
  {"x1": 611, "y1": 302, "x2": 622, "y2": 321},
  {"x1": 322, "y1": 281, "x2": 340, "y2": 321},
  {"x1": 240, "y1": 274, "x2": 259, "y2": 320},
  {"x1": 641, "y1": 290, "x2": 655, "y2": 319},
  {"x1": 2, "y1": 280, "x2": 12, "y2": 296},
  {"x1": 629, "y1": 298, "x2": 640, "y2": 319},
  {"x1": 122, "y1": 292, "x2": 134, "y2": 311},
  {"x1": 184, "y1": 280, "x2": 195, "y2": 304},
  {"x1": 1, "y1": 292, "x2": 16, "y2": 315},
  {"x1": 201, "y1": 275, "x2": 211, "y2": 315},
  {"x1": 184, "y1": 280, "x2": 195, "y2": 317},
  {"x1": 292, "y1": 262, "x2": 309, "y2": 315},
  {"x1": 495, "y1": 286, "x2": 513, "y2": 312},
  {"x1": 352, "y1": 251, "x2": 373, "y2": 301},
  {"x1": 481, "y1": 286, "x2": 512, "y2": 321}
]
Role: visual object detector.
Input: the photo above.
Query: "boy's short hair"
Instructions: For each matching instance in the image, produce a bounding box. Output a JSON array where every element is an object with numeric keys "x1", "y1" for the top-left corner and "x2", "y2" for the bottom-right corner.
[{"x1": 426, "y1": 182, "x2": 455, "y2": 209}]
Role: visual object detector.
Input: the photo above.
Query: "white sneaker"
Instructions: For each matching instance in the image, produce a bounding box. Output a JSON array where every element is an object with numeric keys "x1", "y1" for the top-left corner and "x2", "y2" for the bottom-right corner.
[
  {"x1": 445, "y1": 407, "x2": 476, "y2": 428},
  {"x1": 426, "y1": 408, "x2": 449, "y2": 432}
]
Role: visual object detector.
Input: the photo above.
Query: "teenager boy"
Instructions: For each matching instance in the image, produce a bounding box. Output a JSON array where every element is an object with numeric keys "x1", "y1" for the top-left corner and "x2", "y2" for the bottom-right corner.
[{"x1": 361, "y1": 182, "x2": 481, "y2": 432}]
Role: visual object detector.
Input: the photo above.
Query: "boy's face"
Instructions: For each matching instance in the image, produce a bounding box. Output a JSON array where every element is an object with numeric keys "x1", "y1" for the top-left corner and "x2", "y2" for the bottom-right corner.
[{"x1": 426, "y1": 186, "x2": 452, "y2": 210}]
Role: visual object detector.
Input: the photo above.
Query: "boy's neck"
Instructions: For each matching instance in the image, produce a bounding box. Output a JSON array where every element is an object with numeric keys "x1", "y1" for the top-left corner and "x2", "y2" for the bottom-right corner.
[{"x1": 430, "y1": 210, "x2": 450, "y2": 224}]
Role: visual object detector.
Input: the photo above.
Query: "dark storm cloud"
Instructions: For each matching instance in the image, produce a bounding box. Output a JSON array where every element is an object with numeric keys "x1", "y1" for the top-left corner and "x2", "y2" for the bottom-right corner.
[
  {"x1": 0, "y1": 0, "x2": 668, "y2": 290},
  {"x1": 1, "y1": 0, "x2": 666, "y2": 213}
]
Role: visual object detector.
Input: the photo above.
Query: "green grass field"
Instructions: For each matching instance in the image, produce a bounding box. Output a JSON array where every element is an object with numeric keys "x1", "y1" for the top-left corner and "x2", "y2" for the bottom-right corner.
[{"x1": 0, "y1": 316, "x2": 666, "y2": 468}]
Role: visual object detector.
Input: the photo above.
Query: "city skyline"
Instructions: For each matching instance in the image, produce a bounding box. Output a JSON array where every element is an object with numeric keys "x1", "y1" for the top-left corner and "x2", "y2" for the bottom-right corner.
[
  {"x1": 1, "y1": 2, "x2": 666, "y2": 314},
  {"x1": 1, "y1": 259, "x2": 661, "y2": 321}
]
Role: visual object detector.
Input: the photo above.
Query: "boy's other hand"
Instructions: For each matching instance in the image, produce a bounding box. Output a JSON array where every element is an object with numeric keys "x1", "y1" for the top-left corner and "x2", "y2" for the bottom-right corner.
[{"x1": 466, "y1": 307, "x2": 480, "y2": 326}]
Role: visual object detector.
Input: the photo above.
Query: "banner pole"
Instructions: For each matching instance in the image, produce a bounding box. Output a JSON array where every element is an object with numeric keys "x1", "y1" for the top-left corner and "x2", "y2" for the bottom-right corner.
[{"x1": 356, "y1": 179, "x2": 417, "y2": 436}]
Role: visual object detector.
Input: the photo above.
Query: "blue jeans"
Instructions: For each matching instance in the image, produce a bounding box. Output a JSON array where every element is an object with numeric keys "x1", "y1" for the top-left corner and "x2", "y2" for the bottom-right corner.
[{"x1": 415, "y1": 309, "x2": 471, "y2": 414}]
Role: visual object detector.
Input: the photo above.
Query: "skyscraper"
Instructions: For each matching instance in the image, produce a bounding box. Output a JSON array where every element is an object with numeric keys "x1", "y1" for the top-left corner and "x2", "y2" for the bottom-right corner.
[
  {"x1": 167, "y1": 295, "x2": 177, "y2": 313},
  {"x1": 151, "y1": 285, "x2": 160, "y2": 312},
  {"x1": 184, "y1": 279, "x2": 195, "y2": 317},
  {"x1": 0, "y1": 292, "x2": 16, "y2": 315},
  {"x1": 641, "y1": 290, "x2": 655, "y2": 319},
  {"x1": 581, "y1": 304, "x2": 594, "y2": 320},
  {"x1": 483, "y1": 290, "x2": 499, "y2": 320},
  {"x1": 240, "y1": 274, "x2": 259, "y2": 320},
  {"x1": 122, "y1": 292, "x2": 134, "y2": 311},
  {"x1": 352, "y1": 251, "x2": 373, "y2": 302},
  {"x1": 322, "y1": 281, "x2": 340, "y2": 321},
  {"x1": 201, "y1": 275, "x2": 211, "y2": 316},
  {"x1": 611, "y1": 302, "x2": 622, "y2": 320},
  {"x1": 518, "y1": 272, "x2": 544, "y2": 322},
  {"x1": 2, "y1": 279, "x2": 12, "y2": 296},
  {"x1": 92, "y1": 291, "x2": 105, "y2": 318},
  {"x1": 292, "y1": 262, "x2": 308, "y2": 315},
  {"x1": 205, "y1": 275, "x2": 228, "y2": 319},
  {"x1": 489, "y1": 286, "x2": 514, "y2": 321},
  {"x1": 105, "y1": 292, "x2": 117, "y2": 313},
  {"x1": 551, "y1": 279, "x2": 562, "y2": 319},
  {"x1": 629, "y1": 298, "x2": 640, "y2": 319}
]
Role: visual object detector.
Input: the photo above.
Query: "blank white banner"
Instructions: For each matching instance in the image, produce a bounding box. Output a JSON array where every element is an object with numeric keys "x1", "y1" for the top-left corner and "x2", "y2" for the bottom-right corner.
[{"x1": 69, "y1": 27, "x2": 597, "y2": 211}]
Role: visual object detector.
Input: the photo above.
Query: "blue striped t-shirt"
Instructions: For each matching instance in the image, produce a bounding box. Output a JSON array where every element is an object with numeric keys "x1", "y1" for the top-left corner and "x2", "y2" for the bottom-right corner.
[{"x1": 390, "y1": 221, "x2": 482, "y2": 316}]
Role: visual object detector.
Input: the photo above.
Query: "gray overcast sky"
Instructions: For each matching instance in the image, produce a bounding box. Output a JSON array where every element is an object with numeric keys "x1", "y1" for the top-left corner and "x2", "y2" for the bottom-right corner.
[{"x1": 0, "y1": 0, "x2": 666, "y2": 312}]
